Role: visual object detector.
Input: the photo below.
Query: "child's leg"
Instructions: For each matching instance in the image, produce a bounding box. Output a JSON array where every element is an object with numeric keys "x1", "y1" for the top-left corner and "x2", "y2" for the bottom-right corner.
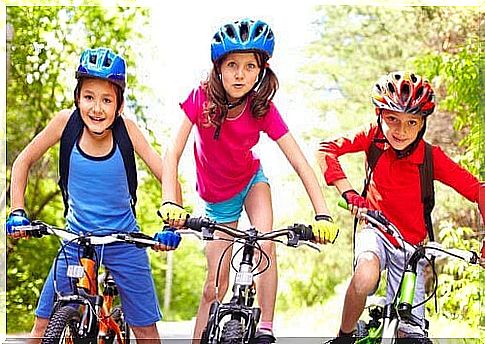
[
  {"x1": 193, "y1": 230, "x2": 235, "y2": 341},
  {"x1": 340, "y1": 252, "x2": 380, "y2": 333},
  {"x1": 339, "y1": 226, "x2": 384, "y2": 335},
  {"x1": 130, "y1": 324, "x2": 161, "y2": 343},
  {"x1": 103, "y1": 244, "x2": 161, "y2": 337},
  {"x1": 27, "y1": 317, "x2": 49, "y2": 344},
  {"x1": 244, "y1": 182, "x2": 276, "y2": 325}
]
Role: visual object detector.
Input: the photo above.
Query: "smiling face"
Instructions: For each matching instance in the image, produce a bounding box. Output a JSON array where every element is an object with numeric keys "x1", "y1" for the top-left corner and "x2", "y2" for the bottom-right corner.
[
  {"x1": 77, "y1": 78, "x2": 122, "y2": 135},
  {"x1": 381, "y1": 109, "x2": 425, "y2": 150},
  {"x1": 219, "y1": 52, "x2": 261, "y2": 101}
]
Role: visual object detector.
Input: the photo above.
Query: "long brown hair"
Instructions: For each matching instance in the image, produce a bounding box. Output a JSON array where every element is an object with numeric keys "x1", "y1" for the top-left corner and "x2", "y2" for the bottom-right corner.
[{"x1": 202, "y1": 51, "x2": 279, "y2": 130}]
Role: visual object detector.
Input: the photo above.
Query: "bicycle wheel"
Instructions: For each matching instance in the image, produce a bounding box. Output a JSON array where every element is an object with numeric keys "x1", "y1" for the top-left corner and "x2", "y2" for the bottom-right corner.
[
  {"x1": 105, "y1": 306, "x2": 130, "y2": 344},
  {"x1": 41, "y1": 306, "x2": 96, "y2": 344},
  {"x1": 221, "y1": 319, "x2": 243, "y2": 344}
]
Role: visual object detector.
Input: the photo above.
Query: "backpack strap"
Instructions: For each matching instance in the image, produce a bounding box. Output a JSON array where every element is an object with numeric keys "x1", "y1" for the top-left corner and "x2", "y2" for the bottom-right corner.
[
  {"x1": 352, "y1": 139, "x2": 385, "y2": 271},
  {"x1": 419, "y1": 141, "x2": 435, "y2": 241},
  {"x1": 111, "y1": 116, "x2": 138, "y2": 217},
  {"x1": 58, "y1": 109, "x2": 84, "y2": 217},
  {"x1": 362, "y1": 140, "x2": 385, "y2": 198}
]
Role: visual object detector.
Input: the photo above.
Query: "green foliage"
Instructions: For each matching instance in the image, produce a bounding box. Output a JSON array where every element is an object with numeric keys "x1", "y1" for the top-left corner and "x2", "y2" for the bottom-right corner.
[
  {"x1": 414, "y1": 37, "x2": 480, "y2": 175},
  {"x1": 425, "y1": 222, "x2": 481, "y2": 329}
]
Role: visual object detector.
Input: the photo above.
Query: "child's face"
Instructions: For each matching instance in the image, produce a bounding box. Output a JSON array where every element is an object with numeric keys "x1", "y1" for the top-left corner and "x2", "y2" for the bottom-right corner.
[
  {"x1": 219, "y1": 52, "x2": 261, "y2": 101},
  {"x1": 78, "y1": 78, "x2": 121, "y2": 135},
  {"x1": 381, "y1": 110, "x2": 424, "y2": 150}
]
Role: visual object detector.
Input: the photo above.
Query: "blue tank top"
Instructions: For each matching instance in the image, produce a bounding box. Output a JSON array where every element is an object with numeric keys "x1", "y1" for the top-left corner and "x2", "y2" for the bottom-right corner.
[{"x1": 66, "y1": 140, "x2": 138, "y2": 235}]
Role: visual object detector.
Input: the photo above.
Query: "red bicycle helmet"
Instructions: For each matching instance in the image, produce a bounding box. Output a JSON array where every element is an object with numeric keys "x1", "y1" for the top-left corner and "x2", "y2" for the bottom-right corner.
[{"x1": 371, "y1": 71, "x2": 435, "y2": 116}]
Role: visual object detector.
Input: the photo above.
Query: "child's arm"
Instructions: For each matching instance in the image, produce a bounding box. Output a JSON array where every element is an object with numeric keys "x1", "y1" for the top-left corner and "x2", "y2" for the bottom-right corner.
[
  {"x1": 276, "y1": 132, "x2": 339, "y2": 244},
  {"x1": 276, "y1": 132, "x2": 331, "y2": 216},
  {"x1": 162, "y1": 116, "x2": 193, "y2": 203},
  {"x1": 158, "y1": 116, "x2": 193, "y2": 228},
  {"x1": 125, "y1": 117, "x2": 183, "y2": 203},
  {"x1": 10, "y1": 110, "x2": 71, "y2": 211},
  {"x1": 316, "y1": 127, "x2": 371, "y2": 214}
]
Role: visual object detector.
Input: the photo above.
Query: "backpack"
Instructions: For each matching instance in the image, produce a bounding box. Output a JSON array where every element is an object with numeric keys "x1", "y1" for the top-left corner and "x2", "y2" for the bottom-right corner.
[
  {"x1": 361, "y1": 138, "x2": 435, "y2": 241},
  {"x1": 58, "y1": 109, "x2": 138, "y2": 217}
]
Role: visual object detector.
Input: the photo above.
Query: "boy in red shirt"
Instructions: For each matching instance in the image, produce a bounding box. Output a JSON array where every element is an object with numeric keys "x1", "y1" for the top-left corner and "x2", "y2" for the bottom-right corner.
[{"x1": 318, "y1": 71, "x2": 483, "y2": 341}]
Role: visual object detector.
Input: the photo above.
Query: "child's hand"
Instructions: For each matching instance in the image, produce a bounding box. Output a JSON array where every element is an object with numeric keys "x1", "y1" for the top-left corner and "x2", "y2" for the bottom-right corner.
[
  {"x1": 6, "y1": 209, "x2": 30, "y2": 239},
  {"x1": 312, "y1": 215, "x2": 339, "y2": 244},
  {"x1": 342, "y1": 189, "x2": 368, "y2": 216},
  {"x1": 157, "y1": 201, "x2": 188, "y2": 228},
  {"x1": 152, "y1": 226, "x2": 182, "y2": 251}
]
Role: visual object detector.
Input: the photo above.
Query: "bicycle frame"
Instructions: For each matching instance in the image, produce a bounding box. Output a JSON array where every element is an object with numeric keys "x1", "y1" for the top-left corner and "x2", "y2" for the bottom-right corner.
[
  {"x1": 337, "y1": 204, "x2": 481, "y2": 343},
  {"x1": 14, "y1": 221, "x2": 159, "y2": 344},
  {"x1": 53, "y1": 241, "x2": 126, "y2": 343},
  {"x1": 182, "y1": 217, "x2": 317, "y2": 344}
]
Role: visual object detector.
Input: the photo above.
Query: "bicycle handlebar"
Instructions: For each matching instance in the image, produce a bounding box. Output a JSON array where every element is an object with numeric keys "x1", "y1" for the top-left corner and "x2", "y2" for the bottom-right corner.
[
  {"x1": 337, "y1": 198, "x2": 481, "y2": 265},
  {"x1": 11, "y1": 220, "x2": 161, "y2": 248},
  {"x1": 182, "y1": 216, "x2": 319, "y2": 251}
]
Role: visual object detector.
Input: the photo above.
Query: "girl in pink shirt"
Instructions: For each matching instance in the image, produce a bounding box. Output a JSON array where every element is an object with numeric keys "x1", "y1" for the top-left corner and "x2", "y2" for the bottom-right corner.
[{"x1": 159, "y1": 18, "x2": 339, "y2": 343}]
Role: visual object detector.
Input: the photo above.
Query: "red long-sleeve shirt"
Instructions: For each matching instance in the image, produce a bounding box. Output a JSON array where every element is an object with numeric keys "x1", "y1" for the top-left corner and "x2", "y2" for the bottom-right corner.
[{"x1": 320, "y1": 123, "x2": 480, "y2": 245}]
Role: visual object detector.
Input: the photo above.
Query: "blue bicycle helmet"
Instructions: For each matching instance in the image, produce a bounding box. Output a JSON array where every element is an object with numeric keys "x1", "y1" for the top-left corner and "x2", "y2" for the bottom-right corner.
[
  {"x1": 76, "y1": 47, "x2": 126, "y2": 90},
  {"x1": 211, "y1": 19, "x2": 275, "y2": 63}
]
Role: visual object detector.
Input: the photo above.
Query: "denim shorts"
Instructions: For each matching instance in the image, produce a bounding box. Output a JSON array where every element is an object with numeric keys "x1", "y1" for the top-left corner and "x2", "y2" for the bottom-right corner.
[
  {"x1": 35, "y1": 241, "x2": 162, "y2": 327},
  {"x1": 205, "y1": 166, "x2": 269, "y2": 223},
  {"x1": 354, "y1": 224, "x2": 427, "y2": 330}
]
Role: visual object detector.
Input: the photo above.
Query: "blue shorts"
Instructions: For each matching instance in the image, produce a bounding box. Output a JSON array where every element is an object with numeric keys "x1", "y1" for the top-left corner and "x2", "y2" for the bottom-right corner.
[
  {"x1": 205, "y1": 166, "x2": 269, "y2": 223},
  {"x1": 35, "y1": 241, "x2": 162, "y2": 327}
]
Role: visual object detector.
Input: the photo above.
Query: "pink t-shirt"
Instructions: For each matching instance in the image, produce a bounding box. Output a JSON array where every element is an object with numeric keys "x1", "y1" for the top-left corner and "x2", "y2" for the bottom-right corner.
[{"x1": 180, "y1": 85, "x2": 289, "y2": 203}]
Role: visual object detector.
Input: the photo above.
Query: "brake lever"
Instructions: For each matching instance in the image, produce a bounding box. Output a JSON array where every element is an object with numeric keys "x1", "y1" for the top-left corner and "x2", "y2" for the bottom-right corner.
[
  {"x1": 297, "y1": 241, "x2": 321, "y2": 252},
  {"x1": 176, "y1": 229, "x2": 203, "y2": 240}
]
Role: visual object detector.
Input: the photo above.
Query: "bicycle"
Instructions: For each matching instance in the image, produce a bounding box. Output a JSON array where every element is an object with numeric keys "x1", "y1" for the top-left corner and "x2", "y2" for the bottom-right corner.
[
  {"x1": 12, "y1": 220, "x2": 164, "y2": 344},
  {"x1": 336, "y1": 200, "x2": 482, "y2": 344},
  {"x1": 179, "y1": 216, "x2": 319, "y2": 344}
]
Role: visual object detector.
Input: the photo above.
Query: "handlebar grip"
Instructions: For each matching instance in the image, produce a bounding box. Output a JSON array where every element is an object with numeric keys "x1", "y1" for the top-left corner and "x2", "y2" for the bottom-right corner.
[
  {"x1": 338, "y1": 198, "x2": 390, "y2": 226},
  {"x1": 185, "y1": 217, "x2": 212, "y2": 231},
  {"x1": 292, "y1": 224, "x2": 314, "y2": 241},
  {"x1": 337, "y1": 198, "x2": 349, "y2": 210}
]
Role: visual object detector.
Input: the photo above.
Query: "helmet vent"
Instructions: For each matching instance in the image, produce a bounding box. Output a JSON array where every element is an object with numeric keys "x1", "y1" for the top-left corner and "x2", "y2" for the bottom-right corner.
[
  {"x1": 394, "y1": 73, "x2": 401, "y2": 80},
  {"x1": 401, "y1": 83, "x2": 410, "y2": 102},
  {"x1": 410, "y1": 73, "x2": 417, "y2": 83},
  {"x1": 103, "y1": 57, "x2": 112, "y2": 67},
  {"x1": 240, "y1": 22, "x2": 249, "y2": 41},
  {"x1": 388, "y1": 82, "x2": 395, "y2": 93},
  {"x1": 89, "y1": 55, "x2": 97, "y2": 64},
  {"x1": 224, "y1": 25, "x2": 236, "y2": 39},
  {"x1": 254, "y1": 24, "x2": 265, "y2": 38},
  {"x1": 415, "y1": 86, "x2": 423, "y2": 99}
]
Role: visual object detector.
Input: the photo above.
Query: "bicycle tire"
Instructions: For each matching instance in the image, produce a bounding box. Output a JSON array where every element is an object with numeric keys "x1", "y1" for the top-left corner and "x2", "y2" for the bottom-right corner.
[
  {"x1": 41, "y1": 306, "x2": 96, "y2": 344},
  {"x1": 221, "y1": 319, "x2": 243, "y2": 344}
]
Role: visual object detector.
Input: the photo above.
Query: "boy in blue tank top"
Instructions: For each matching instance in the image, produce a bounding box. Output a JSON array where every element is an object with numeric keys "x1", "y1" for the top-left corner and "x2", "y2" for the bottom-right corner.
[{"x1": 6, "y1": 47, "x2": 180, "y2": 343}]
